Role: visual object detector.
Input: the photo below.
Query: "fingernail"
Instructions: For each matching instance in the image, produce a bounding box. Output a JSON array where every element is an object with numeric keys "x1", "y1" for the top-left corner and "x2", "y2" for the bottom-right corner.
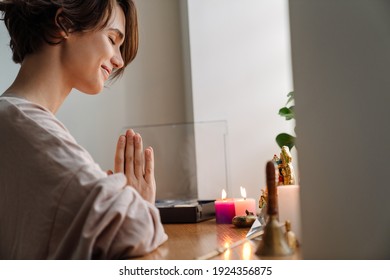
[
  {"x1": 120, "y1": 135, "x2": 126, "y2": 144},
  {"x1": 126, "y1": 129, "x2": 134, "y2": 137},
  {"x1": 146, "y1": 148, "x2": 153, "y2": 159}
]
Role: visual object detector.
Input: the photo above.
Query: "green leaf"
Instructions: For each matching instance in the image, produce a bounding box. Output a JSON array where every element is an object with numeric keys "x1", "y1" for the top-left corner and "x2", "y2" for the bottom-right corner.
[
  {"x1": 278, "y1": 107, "x2": 294, "y2": 120},
  {"x1": 276, "y1": 133, "x2": 296, "y2": 150}
]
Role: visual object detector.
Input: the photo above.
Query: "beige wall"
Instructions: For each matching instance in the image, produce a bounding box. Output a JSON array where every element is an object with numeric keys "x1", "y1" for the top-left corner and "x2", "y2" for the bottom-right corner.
[{"x1": 290, "y1": 0, "x2": 390, "y2": 258}]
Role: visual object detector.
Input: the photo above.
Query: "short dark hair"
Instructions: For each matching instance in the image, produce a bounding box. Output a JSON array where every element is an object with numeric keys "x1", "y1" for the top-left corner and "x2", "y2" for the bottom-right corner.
[{"x1": 0, "y1": 0, "x2": 138, "y2": 80}]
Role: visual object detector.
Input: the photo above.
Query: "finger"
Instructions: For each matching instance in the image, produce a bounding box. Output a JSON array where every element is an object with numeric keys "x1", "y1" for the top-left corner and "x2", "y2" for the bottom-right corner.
[
  {"x1": 125, "y1": 129, "x2": 135, "y2": 176},
  {"x1": 144, "y1": 147, "x2": 155, "y2": 184},
  {"x1": 134, "y1": 133, "x2": 144, "y2": 179},
  {"x1": 114, "y1": 135, "x2": 126, "y2": 173}
]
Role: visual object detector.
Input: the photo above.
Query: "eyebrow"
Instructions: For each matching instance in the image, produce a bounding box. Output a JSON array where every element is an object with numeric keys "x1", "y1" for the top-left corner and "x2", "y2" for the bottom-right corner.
[{"x1": 109, "y1": 28, "x2": 124, "y2": 41}]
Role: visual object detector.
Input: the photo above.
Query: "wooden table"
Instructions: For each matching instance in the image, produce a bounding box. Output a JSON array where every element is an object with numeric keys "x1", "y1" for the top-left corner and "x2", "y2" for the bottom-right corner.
[{"x1": 135, "y1": 219, "x2": 301, "y2": 260}]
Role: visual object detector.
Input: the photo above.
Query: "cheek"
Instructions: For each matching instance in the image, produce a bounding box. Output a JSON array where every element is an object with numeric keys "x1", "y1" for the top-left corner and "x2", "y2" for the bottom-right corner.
[
  {"x1": 61, "y1": 35, "x2": 111, "y2": 80},
  {"x1": 66, "y1": 46, "x2": 98, "y2": 73}
]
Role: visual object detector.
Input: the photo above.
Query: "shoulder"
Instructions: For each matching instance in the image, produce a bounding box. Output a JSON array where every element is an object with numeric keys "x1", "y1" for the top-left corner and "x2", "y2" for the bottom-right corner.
[
  {"x1": 0, "y1": 96, "x2": 76, "y2": 153},
  {"x1": 0, "y1": 96, "x2": 71, "y2": 138},
  {"x1": 0, "y1": 96, "x2": 100, "y2": 174}
]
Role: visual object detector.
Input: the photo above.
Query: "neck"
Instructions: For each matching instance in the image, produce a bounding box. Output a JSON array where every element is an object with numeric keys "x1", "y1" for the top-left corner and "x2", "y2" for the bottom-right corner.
[{"x1": 4, "y1": 46, "x2": 72, "y2": 114}]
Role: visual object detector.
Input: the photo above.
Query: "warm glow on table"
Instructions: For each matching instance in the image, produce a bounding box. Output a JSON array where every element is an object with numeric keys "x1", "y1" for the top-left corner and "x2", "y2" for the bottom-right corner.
[
  {"x1": 133, "y1": 219, "x2": 301, "y2": 260},
  {"x1": 242, "y1": 242, "x2": 252, "y2": 260}
]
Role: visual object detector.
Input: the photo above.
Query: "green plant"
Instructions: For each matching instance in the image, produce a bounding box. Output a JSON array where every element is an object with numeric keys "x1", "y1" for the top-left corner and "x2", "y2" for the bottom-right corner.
[{"x1": 276, "y1": 91, "x2": 296, "y2": 150}]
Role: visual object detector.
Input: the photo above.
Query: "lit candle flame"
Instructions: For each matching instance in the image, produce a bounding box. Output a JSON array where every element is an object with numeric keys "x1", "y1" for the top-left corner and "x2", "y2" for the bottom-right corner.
[
  {"x1": 221, "y1": 189, "x2": 227, "y2": 200},
  {"x1": 240, "y1": 186, "x2": 247, "y2": 199}
]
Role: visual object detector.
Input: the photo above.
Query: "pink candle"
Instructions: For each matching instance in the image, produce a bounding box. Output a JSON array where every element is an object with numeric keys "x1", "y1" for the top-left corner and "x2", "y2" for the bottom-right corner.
[
  {"x1": 214, "y1": 189, "x2": 236, "y2": 224},
  {"x1": 234, "y1": 186, "x2": 256, "y2": 216}
]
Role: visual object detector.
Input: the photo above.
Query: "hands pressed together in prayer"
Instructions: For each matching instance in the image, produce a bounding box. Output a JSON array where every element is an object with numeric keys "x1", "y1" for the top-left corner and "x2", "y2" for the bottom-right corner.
[{"x1": 108, "y1": 129, "x2": 156, "y2": 204}]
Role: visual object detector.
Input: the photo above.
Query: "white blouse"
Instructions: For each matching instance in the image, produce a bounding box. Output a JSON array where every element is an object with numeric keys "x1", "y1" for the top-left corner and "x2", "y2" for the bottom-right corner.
[{"x1": 0, "y1": 96, "x2": 167, "y2": 259}]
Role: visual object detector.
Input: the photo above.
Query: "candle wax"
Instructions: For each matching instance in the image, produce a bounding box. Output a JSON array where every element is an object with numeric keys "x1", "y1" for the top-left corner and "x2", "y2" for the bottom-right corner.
[
  {"x1": 234, "y1": 198, "x2": 256, "y2": 216},
  {"x1": 277, "y1": 184, "x2": 302, "y2": 240},
  {"x1": 214, "y1": 199, "x2": 236, "y2": 224}
]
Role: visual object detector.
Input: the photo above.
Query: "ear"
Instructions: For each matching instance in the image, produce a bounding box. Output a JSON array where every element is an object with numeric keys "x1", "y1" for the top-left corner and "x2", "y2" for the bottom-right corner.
[{"x1": 55, "y1": 8, "x2": 69, "y2": 39}]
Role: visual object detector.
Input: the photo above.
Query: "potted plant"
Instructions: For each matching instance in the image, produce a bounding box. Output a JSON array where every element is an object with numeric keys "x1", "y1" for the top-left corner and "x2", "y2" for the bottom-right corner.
[{"x1": 276, "y1": 91, "x2": 296, "y2": 150}]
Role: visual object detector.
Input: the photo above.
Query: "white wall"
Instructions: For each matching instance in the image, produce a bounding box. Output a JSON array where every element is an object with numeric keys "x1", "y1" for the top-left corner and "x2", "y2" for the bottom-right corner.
[{"x1": 187, "y1": 0, "x2": 294, "y2": 201}]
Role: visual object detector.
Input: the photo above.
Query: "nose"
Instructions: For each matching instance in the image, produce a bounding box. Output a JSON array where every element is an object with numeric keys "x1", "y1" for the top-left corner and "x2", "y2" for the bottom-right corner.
[{"x1": 111, "y1": 50, "x2": 124, "y2": 69}]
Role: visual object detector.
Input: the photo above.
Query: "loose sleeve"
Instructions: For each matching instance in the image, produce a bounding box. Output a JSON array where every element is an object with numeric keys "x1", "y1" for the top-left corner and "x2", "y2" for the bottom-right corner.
[
  {"x1": 0, "y1": 97, "x2": 167, "y2": 259},
  {"x1": 48, "y1": 170, "x2": 168, "y2": 259}
]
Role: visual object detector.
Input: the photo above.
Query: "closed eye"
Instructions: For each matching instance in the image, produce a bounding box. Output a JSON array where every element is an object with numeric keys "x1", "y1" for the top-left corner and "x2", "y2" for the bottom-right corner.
[
  {"x1": 108, "y1": 28, "x2": 124, "y2": 46},
  {"x1": 108, "y1": 36, "x2": 115, "y2": 45}
]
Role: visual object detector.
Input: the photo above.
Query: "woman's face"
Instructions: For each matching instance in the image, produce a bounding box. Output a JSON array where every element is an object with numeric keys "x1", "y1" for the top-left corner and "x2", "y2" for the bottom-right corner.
[{"x1": 61, "y1": 4, "x2": 125, "y2": 94}]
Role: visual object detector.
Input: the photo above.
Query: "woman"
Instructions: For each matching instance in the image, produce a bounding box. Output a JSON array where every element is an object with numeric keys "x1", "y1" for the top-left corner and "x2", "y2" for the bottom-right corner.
[{"x1": 0, "y1": 0, "x2": 167, "y2": 259}]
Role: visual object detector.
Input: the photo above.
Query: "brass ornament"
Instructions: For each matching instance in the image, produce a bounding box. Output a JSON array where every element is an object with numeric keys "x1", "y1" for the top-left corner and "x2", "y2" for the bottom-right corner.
[
  {"x1": 273, "y1": 146, "x2": 295, "y2": 185},
  {"x1": 255, "y1": 161, "x2": 293, "y2": 257}
]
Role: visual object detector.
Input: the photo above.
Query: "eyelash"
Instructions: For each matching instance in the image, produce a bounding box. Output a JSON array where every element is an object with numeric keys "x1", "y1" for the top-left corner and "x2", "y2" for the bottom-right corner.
[{"x1": 108, "y1": 37, "x2": 115, "y2": 45}]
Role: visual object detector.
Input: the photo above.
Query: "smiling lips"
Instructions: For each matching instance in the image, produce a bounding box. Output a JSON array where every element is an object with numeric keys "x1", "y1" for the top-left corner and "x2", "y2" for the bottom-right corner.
[{"x1": 101, "y1": 65, "x2": 111, "y2": 79}]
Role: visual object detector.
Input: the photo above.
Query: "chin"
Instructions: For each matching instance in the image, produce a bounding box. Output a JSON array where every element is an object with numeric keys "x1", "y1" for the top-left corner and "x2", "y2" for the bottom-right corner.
[
  {"x1": 85, "y1": 89, "x2": 102, "y2": 95},
  {"x1": 77, "y1": 84, "x2": 104, "y2": 95}
]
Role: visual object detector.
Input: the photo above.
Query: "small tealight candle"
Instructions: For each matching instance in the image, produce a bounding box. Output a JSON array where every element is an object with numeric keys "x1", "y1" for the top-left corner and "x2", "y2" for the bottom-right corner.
[
  {"x1": 234, "y1": 186, "x2": 256, "y2": 216},
  {"x1": 214, "y1": 189, "x2": 236, "y2": 224}
]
